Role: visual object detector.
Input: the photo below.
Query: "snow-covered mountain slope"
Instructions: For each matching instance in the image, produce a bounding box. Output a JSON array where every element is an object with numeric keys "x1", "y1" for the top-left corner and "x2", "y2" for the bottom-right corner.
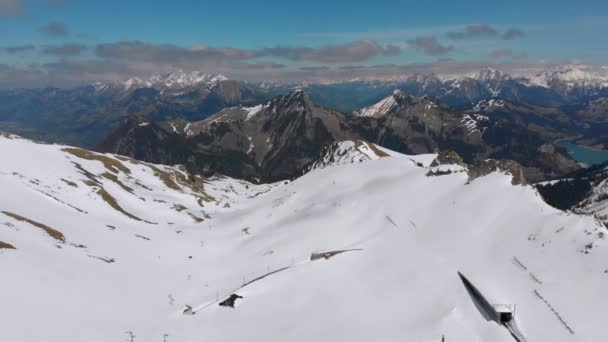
[
  {"x1": 2, "y1": 134, "x2": 608, "y2": 342},
  {"x1": 528, "y1": 67, "x2": 608, "y2": 89},
  {"x1": 354, "y1": 89, "x2": 402, "y2": 117}
]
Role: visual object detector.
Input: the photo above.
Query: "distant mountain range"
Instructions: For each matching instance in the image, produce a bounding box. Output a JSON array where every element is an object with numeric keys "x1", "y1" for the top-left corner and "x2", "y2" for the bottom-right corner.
[
  {"x1": 0, "y1": 71, "x2": 267, "y2": 146},
  {"x1": 1, "y1": 66, "x2": 608, "y2": 184},
  {"x1": 257, "y1": 66, "x2": 608, "y2": 110},
  {"x1": 96, "y1": 89, "x2": 578, "y2": 183},
  {"x1": 1, "y1": 66, "x2": 608, "y2": 148}
]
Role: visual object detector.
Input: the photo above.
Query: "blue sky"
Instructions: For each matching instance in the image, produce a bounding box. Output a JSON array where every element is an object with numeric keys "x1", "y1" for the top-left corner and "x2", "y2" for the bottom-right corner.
[{"x1": 1, "y1": 0, "x2": 607, "y2": 86}]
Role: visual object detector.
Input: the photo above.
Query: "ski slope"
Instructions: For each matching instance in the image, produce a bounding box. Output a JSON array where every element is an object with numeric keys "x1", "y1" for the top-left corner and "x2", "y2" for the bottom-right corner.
[{"x1": 0, "y1": 134, "x2": 607, "y2": 342}]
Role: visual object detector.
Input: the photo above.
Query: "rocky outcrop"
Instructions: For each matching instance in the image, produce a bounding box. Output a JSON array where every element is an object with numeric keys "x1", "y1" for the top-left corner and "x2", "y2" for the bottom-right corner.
[
  {"x1": 430, "y1": 150, "x2": 467, "y2": 167},
  {"x1": 468, "y1": 159, "x2": 526, "y2": 185}
]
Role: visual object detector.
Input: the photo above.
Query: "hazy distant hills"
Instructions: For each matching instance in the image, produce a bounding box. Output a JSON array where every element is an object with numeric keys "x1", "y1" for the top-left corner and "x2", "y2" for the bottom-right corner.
[{"x1": 0, "y1": 71, "x2": 268, "y2": 147}]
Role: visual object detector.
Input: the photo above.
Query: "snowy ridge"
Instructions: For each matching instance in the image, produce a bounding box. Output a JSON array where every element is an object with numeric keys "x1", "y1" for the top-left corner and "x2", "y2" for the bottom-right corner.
[
  {"x1": 244, "y1": 103, "x2": 266, "y2": 121},
  {"x1": 122, "y1": 70, "x2": 228, "y2": 90},
  {"x1": 354, "y1": 90, "x2": 402, "y2": 117},
  {"x1": 1, "y1": 135, "x2": 608, "y2": 342},
  {"x1": 528, "y1": 66, "x2": 608, "y2": 88},
  {"x1": 306, "y1": 140, "x2": 392, "y2": 171},
  {"x1": 474, "y1": 68, "x2": 512, "y2": 83}
]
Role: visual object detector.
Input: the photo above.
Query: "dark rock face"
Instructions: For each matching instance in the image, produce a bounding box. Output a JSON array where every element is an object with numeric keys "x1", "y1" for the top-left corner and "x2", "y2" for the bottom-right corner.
[
  {"x1": 431, "y1": 150, "x2": 467, "y2": 167},
  {"x1": 218, "y1": 294, "x2": 243, "y2": 308},
  {"x1": 565, "y1": 98, "x2": 608, "y2": 148},
  {"x1": 535, "y1": 160, "x2": 608, "y2": 217},
  {"x1": 468, "y1": 159, "x2": 526, "y2": 185},
  {"x1": 430, "y1": 149, "x2": 526, "y2": 185},
  {"x1": 97, "y1": 90, "x2": 578, "y2": 183},
  {"x1": 97, "y1": 91, "x2": 346, "y2": 182},
  {"x1": 351, "y1": 90, "x2": 484, "y2": 157}
]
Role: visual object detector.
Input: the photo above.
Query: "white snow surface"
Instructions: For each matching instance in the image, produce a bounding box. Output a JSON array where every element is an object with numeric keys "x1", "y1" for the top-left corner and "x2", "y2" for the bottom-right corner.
[
  {"x1": 244, "y1": 104, "x2": 266, "y2": 121},
  {"x1": 1, "y1": 135, "x2": 608, "y2": 342},
  {"x1": 355, "y1": 90, "x2": 401, "y2": 118}
]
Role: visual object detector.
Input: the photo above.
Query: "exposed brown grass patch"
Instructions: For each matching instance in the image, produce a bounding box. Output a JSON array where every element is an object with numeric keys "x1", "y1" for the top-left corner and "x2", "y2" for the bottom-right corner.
[
  {"x1": 71, "y1": 162, "x2": 101, "y2": 186},
  {"x1": 1, "y1": 211, "x2": 65, "y2": 242},
  {"x1": 88, "y1": 254, "x2": 115, "y2": 263},
  {"x1": 96, "y1": 189, "x2": 148, "y2": 223},
  {"x1": 145, "y1": 164, "x2": 181, "y2": 190},
  {"x1": 61, "y1": 178, "x2": 78, "y2": 188},
  {"x1": 188, "y1": 213, "x2": 205, "y2": 223},
  {"x1": 147, "y1": 164, "x2": 217, "y2": 205},
  {"x1": 101, "y1": 172, "x2": 134, "y2": 193},
  {"x1": 118, "y1": 155, "x2": 216, "y2": 204},
  {"x1": 172, "y1": 204, "x2": 187, "y2": 212},
  {"x1": 364, "y1": 142, "x2": 390, "y2": 158},
  {"x1": 0, "y1": 241, "x2": 16, "y2": 249},
  {"x1": 63, "y1": 148, "x2": 131, "y2": 174}
]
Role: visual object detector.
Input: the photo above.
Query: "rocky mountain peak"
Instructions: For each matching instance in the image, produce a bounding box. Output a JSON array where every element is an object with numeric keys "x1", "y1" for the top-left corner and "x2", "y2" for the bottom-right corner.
[
  {"x1": 355, "y1": 89, "x2": 416, "y2": 118},
  {"x1": 406, "y1": 73, "x2": 442, "y2": 86},
  {"x1": 475, "y1": 67, "x2": 512, "y2": 82},
  {"x1": 265, "y1": 89, "x2": 314, "y2": 114}
]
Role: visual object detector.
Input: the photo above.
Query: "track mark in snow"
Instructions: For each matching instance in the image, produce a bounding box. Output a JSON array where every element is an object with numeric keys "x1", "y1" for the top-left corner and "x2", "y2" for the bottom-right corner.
[
  {"x1": 533, "y1": 289, "x2": 575, "y2": 335},
  {"x1": 385, "y1": 215, "x2": 399, "y2": 228},
  {"x1": 512, "y1": 257, "x2": 528, "y2": 271},
  {"x1": 87, "y1": 254, "x2": 115, "y2": 263},
  {"x1": 135, "y1": 234, "x2": 151, "y2": 241},
  {"x1": 529, "y1": 273, "x2": 543, "y2": 284},
  {"x1": 34, "y1": 189, "x2": 88, "y2": 214}
]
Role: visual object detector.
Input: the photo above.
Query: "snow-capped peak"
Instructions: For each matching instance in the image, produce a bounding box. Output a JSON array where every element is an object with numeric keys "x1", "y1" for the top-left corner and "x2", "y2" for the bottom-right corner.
[
  {"x1": 528, "y1": 66, "x2": 608, "y2": 88},
  {"x1": 122, "y1": 71, "x2": 228, "y2": 90},
  {"x1": 474, "y1": 68, "x2": 511, "y2": 82},
  {"x1": 161, "y1": 70, "x2": 228, "y2": 88},
  {"x1": 355, "y1": 90, "x2": 405, "y2": 118}
]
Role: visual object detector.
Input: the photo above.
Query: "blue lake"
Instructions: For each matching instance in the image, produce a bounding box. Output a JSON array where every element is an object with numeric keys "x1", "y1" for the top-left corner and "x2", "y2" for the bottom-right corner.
[{"x1": 556, "y1": 140, "x2": 608, "y2": 165}]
